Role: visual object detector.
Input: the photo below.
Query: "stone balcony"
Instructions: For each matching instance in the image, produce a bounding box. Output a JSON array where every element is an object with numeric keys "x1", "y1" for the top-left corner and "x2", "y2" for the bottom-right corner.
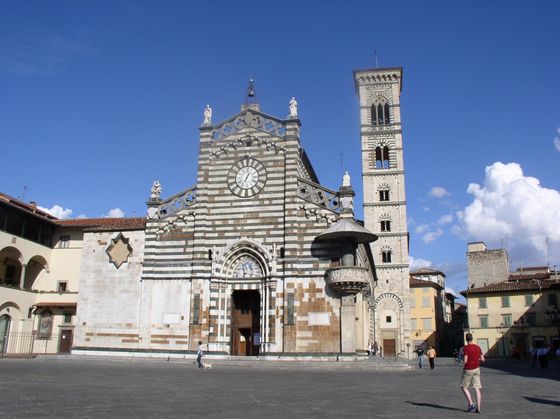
[{"x1": 325, "y1": 266, "x2": 370, "y2": 295}]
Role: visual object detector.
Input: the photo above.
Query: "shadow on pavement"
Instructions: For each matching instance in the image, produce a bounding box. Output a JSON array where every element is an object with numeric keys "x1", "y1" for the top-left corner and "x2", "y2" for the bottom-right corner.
[
  {"x1": 481, "y1": 359, "x2": 560, "y2": 381},
  {"x1": 523, "y1": 396, "x2": 560, "y2": 406},
  {"x1": 405, "y1": 401, "x2": 465, "y2": 412}
]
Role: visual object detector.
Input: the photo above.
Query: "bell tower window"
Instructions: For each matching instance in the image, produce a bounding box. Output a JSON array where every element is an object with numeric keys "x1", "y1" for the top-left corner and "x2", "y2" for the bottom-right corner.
[
  {"x1": 371, "y1": 100, "x2": 390, "y2": 126},
  {"x1": 380, "y1": 220, "x2": 391, "y2": 232},
  {"x1": 374, "y1": 146, "x2": 391, "y2": 169},
  {"x1": 379, "y1": 190, "x2": 390, "y2": 201},
  {"x1": 382, "y1": 250, "x2": 392, "y2": 263}
]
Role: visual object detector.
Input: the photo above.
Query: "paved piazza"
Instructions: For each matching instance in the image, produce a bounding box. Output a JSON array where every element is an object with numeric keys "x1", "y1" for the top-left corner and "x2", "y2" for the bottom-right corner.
[{"x1": 1, "y1": 357, "x2": 559, "y2": 418}]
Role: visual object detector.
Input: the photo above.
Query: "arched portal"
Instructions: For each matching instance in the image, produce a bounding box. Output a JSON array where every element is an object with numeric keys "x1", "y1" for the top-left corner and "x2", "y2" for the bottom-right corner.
[{"x1": 215, "y1": 239, "x2": 271, "y2": 356}]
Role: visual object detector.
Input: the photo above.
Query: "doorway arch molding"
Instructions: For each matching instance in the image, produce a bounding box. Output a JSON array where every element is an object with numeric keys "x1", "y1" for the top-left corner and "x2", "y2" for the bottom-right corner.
[{"x1": 213, "y1": 237, "x2": 272, "y2": 279}]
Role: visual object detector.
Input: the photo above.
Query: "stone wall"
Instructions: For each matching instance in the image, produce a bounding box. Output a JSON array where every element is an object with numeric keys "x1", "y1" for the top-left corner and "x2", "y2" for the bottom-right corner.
[{"x1": 467, "y1": 246, "x2": 509, "y2": 288}]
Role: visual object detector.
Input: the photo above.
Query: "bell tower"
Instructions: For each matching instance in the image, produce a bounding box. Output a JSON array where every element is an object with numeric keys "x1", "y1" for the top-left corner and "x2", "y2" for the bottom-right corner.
[{"x1": 354, "y1": 67, "x2": 411, "y2": 357}]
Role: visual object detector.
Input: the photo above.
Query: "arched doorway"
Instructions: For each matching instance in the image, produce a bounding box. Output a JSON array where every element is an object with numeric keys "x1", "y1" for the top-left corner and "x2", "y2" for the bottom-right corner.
[
  {"x1": 0, "y1": 314, "x2": 11, "y2": 353},
  {"x1": 216, "y1": 240, "x2": 271, "y2": 356},
  {"x1": 231, "y1": 290, "x2": 260, "y2": 356}
]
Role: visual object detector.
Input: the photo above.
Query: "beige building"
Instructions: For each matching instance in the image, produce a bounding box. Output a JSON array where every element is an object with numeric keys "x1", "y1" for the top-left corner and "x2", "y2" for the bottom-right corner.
[
  {"x1": 409, "y1": 268, "x2": 458, "y2": 356},
  {"x1": 464, "y1": 242, "x2": 560, "y2": 357},
  {"x1": 0, "y1": 192, "x2": 144, "y2": 355}
]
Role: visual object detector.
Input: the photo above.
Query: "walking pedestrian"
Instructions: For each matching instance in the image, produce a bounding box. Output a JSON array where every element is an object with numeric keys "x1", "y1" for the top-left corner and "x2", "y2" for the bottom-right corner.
[
  {"x1": 415, "y1": 346, "x2": 425, "y2": 369},
  {"x1": 538, "y1": 345, "x2": 549, "y2": 368},
  {"x1": 460, "y1": 332, "x2": 485, "y2": 414},
  {"x1": 529, "y1": 346, "x2": 537, "y2": 368},
  {"x1": 427, "y1": 345, "x2": 436, "y2": 370},
  {"x1": 196, "y1": 341, "x2": 204, "y2": 369}
]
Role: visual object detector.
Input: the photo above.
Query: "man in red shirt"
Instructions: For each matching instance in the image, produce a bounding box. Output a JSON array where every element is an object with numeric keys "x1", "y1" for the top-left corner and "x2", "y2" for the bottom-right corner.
[{"x1": 460, "y1": 332, "x2": 485, "y2": 414}]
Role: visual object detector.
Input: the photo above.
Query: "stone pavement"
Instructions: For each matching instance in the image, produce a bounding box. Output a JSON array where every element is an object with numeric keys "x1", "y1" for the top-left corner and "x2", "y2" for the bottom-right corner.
[{"x1": 0, "y1": 357, "x2": 559, "y2": 418}]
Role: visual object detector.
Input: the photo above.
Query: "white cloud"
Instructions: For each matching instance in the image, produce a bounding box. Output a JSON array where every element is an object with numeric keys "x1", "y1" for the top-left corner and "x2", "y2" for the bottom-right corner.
[
  {"x1": 456, "y1": 162, "x2": 560, "y2": 265},
  {"x1": 554, "y1": 128, "x2": 560, "y2": 152},
  {"x1": 415, "y1": 224, "x2": 430, "y2": 234},
  {"x1": 409, "y1": 256, "x2": 432, "y2": 270},
  {"x1": 422, "y1": 228, "x2": 443, "y2": 244},
  {"x1": 437, "y1": 214, "x2": 453, "y2": 225},
  {"x1": 38, "y1": 204, "x2": 72, "y2": 220},
  {"x1": 104, "y1": 208, "x2": 125, "y2": 218},
  {"x1": 429, "y1": 186, "x2": 450, "y2": 198}
]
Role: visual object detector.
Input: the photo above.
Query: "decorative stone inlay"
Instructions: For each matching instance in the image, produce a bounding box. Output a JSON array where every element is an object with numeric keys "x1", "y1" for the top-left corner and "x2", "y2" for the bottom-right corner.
[
  {"x1": 211, "y1": 111, "x2": 286, "y2": 141},
  {"x1": 106, "y1": 233, "x2": 133, "y2": 269},
  {"x1": 374, "y1": 292, "x2": 404, "y2": 309},
  {"x1": 325, "y1": 266, "x2": 370, "y2": 295},
  {"x1": 209, "y1": 134, "x2": 286, "y2": 160},
  {"x1": 158, "y1": 186, "x2": 196, "y2": 219},
  {"x1": 297, "y1": 178, "x2": 341, "y2": 213}
]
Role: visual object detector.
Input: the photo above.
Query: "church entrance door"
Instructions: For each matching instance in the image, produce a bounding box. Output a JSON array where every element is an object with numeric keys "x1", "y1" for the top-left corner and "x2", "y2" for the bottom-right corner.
[
  {"x1": 231, "y1": 290, "x2": 260, "y2": 356},
  {"x1": 383, "y1": 339, "x2": 396, "y2": 357}
]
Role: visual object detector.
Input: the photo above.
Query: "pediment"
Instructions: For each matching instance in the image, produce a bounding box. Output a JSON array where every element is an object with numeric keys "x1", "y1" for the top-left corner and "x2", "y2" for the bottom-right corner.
[{"x1": 211, "y1": 109, "x2": 286, "y2": 141}]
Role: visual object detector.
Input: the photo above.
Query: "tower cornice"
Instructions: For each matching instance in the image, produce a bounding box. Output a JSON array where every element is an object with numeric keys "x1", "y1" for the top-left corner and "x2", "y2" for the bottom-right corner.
[{"x1": 353, "y1": 67, "x2": 403, "y2": 92}]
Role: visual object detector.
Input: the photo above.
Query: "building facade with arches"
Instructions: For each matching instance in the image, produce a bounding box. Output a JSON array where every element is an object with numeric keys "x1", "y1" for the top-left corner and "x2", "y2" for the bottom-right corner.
[
  {"x1": 0, "y1": 193, "x2": 147, "y2": 356},
  {"x1": 3, "y1": 67, "x2": 412, "y2": 358}
]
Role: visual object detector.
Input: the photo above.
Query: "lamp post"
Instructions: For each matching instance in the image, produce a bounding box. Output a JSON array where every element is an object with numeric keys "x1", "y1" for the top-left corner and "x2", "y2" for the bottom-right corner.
[
  {"x1": 545, "y1": 305, "x2": 560, "y2": 339},
  {"x1": 496, "y1": 322, "x2": 506, "y2": 358},
  {"x1": 513, "y1": 317, "x2": 528, "y2": 357}
]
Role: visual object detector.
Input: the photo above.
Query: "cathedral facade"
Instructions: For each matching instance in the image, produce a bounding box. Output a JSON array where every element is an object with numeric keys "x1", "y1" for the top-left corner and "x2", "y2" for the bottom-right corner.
[{"x1": 71, "y1": 68, "x2": 410, "y2": 358}]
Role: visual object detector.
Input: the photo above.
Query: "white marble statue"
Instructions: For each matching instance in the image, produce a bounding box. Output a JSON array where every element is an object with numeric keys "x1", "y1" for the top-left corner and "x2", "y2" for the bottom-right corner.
[
  {"x1": 289, "y1": 97, "x2": 298, "y2": 118},
  {"x1": 203, "y1": 104, "x2": 212, "y2": 124},
  {"x1": 340, "y1": 171, "x2": 354, "y2": 211},
  {"x1": 150, "y1": 180, "x2": 162, "y2": 199},
  {"x1": 343, "y1": 171, "x2": 351, "y2": 187}
]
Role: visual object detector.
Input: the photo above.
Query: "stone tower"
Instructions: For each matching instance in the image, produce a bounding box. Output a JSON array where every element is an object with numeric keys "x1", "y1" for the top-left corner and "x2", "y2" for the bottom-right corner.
[
  {"x1": 354, "y1": 67, "x2": 411, "y2": 357},
  {"x1": 466, "y1": 242, "x2": 509, "y2": 288}
]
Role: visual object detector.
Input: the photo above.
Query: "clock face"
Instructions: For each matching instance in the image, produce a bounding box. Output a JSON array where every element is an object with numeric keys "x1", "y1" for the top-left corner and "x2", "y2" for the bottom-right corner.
[
  {"x1": 227, "y1": 157, "x2": 266, "y2": 198},
  {"x1": 236, "y1": 166, "x2": 259, "y2": 189}
]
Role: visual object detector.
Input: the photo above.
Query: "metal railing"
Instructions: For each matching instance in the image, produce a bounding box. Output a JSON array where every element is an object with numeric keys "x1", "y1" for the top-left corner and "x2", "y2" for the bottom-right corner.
[{"x1": 0, "y1": 332, "x2": 62, "y2": 358}]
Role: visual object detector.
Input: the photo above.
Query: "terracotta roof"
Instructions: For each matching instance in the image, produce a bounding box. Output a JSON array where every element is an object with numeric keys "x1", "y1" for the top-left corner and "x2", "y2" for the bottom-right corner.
[
  {"x1": 461, "y1": 279, "x2": 560, "y2": 296},
  {"x1": 513, "y1": 266, "x2": 549, "y2": 272},
  {"x1": 409, "y1": 276, "x2": 442, "y2": 289},
  {"x1": 0, "y1": 192, "x2": 59, "y2": 222},
  {"x1": 58, "y1": 217, "x2": 146, "y2": 231},
  {"x1": 508, "y1": 272, "x2": 550, "y2": 281},
  {"x1": 0, "y1": 192, "x2": 146, "y2": 232}
]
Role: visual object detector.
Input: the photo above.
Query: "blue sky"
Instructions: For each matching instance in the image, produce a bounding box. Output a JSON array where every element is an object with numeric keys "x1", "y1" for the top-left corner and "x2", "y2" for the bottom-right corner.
[{"x1": 2, "y1": 1, "x2": 559, "y2": 294}]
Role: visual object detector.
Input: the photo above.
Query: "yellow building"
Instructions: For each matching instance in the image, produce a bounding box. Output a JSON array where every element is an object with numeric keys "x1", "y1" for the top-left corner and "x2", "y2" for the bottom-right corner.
[
  {"x1": 463, "y1": 267, "x2": 560, "y2": 357},
  {"x1": 409, "y1": 268, "x2": 458, "y2": 356}
]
